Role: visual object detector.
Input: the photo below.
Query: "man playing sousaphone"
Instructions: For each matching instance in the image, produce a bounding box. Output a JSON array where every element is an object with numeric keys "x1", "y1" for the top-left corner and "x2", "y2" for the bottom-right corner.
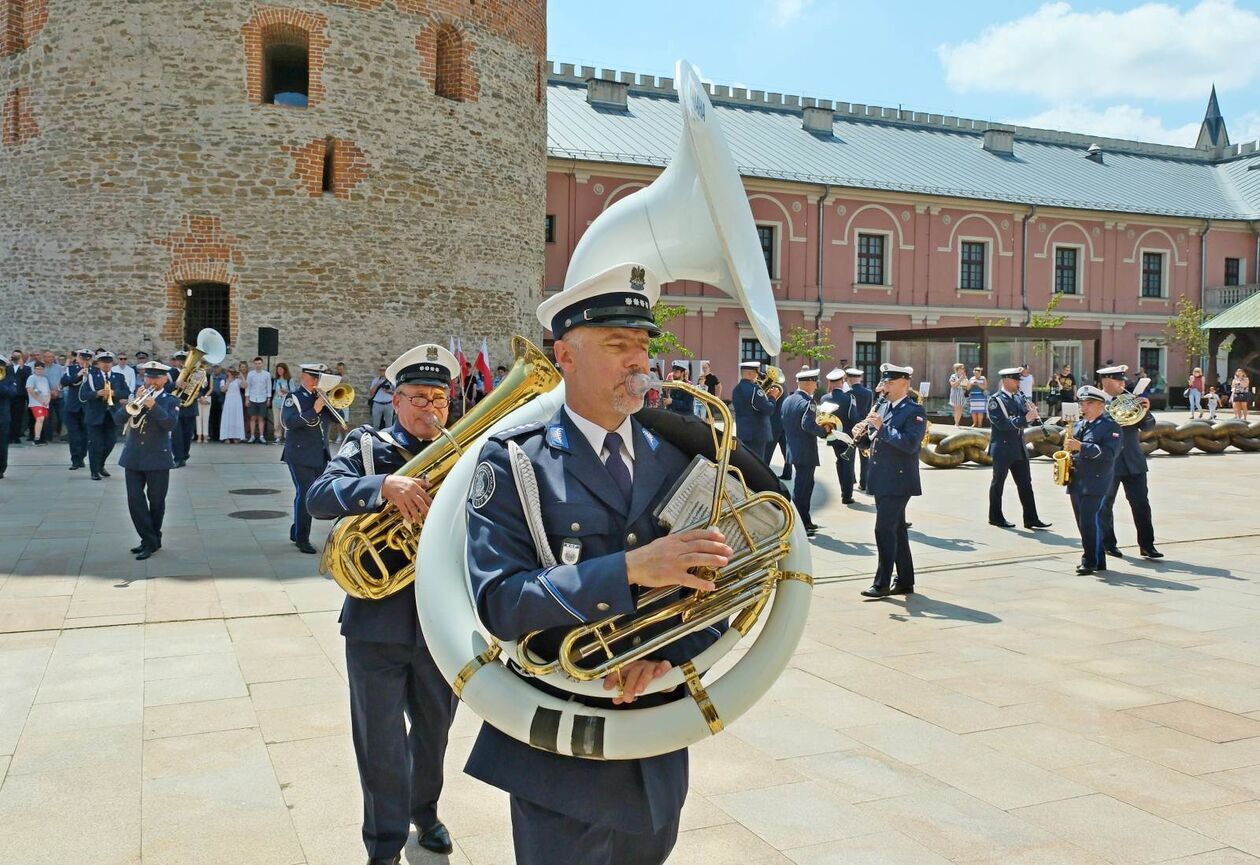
[
  {"x1": 464, "y1": 263, "x2": 732, "y2": 865},
  {"x1": 307, "y1": 344, "x2": 461, "y2": 864}
]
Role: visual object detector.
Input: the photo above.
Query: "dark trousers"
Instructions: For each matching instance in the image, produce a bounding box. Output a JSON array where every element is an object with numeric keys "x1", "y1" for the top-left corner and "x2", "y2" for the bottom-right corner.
[
  {"x1": 772, "y1": 436, "x2": 791, "y2": 477},
  {"x1": 64, "y1": 411, "x2": 86, "y2": 466},
  {"x1": 40, "y1": 404, "x2": 58, "y2": 442},
  {"x1": 790, "y1": 462, "x2": 815, "y2": 526},
  {"x1": 209, "y1": 396, "x2": 223, "y2": 441},
  {"x1": 873, "y1": 494, "x2": 914, "y2": 589},
  {"x1": 9, "y1": 396, "x2": 25, "y2": 442},
  {"x1": 1071, "y1": 490, "x2": 1107, "y2": 569},
  {"x1": 857, "y1": 449, "x2": 869, "y2": 489},
  {"x1": 125, "y1": 468, "x2": 169, "y2": 550},
  {"x1": 86, "y1": 418, "x2": 117, "y2": 475},
  {"x1": 989, "y1": 458, "x2": 1040, "y2": 524},
  {"x1": 510, "y1": 796, "x2": 680, "y2": 865},
  {"x1": 830, "y1": 442, "x2": 855, "y2": 499},
  {"x1": 346, "y1": 639, "x2": 457, "y2": 859},
  {"x1": 0, "y1": 420, "x2": 8, "y2": 475},
  {"x1": 741, "y1": 434, "x2": 768, "y2": 466},
  {"x1": 1101, "y1": 472, "x2": 1155, "y2": 550},
  {"x1": 287, "y1": 462, "x2": 321, "y2": 543},
  {"x1": 172, "y1": 415, "x2": 195, "y2": 463}
]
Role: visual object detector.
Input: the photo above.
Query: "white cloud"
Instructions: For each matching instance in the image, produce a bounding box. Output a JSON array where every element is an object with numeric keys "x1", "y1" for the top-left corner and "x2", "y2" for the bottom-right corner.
[
  {"x1": 769, "y1": 0, "x2": 813, "y2": 28},
  {"x1": 939, "y1": 1, "x2": 1260, "y2": 102},
  {"x1": 1011, "y1": 103, "x2": 1201, "y2": 145},
  {"x1": 1237, "y1": 110, "x2": 1260, "y2": 143}
]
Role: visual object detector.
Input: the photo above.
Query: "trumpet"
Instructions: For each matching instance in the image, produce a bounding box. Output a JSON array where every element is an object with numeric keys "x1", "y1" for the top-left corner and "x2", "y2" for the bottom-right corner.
[
  {"x1": 124, "y1": 385, "x2": 157, "y2": 431},
  {"x1": 102, "y1": 375, "x2": 115, "y2": 407}
]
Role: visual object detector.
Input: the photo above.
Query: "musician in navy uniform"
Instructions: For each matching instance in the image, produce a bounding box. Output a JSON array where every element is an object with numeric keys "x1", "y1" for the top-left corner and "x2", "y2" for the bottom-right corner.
[
  {"x1": 79, "y1": 351, "x2": 131, "y2": 481},
  {"x1": 167, "y1": 350, "x2": 203, "y2": 468},
  {"x1": 662, "y1": 360, "x2": 694, "y2": 416},
  {"x1": 780, "y1": 368, "x2": 834, "y2": 538},
  {"x1": 1064, "y1": 386, "x2": 1122, "y2": 575},
  {"x1": 465, "y1": 263, "x2": 731, "y2": 865},
  {"x1": 282, "y1": 363, "x2": 342, "y2": 554},
  {"x1": 860, "y1": 364, "x2": 926, "y2": 598},
  {"x1": 823, "y1": 368, "x2": 857, "y2": 504},
  {"x1": 731, "y1": 360, "x2": 775, "y2": 463},
  {"x1": 986, "y1": 367, "x2": 1052, "y2": 530},
  {"x1": 115, "y1": 362, "x2": 179, "y2": 560},
  {"x1": 60, "y1": 349, "x2": 93, "y2": 471},
  {"x1": 846, "y1": 367, "x2": 874, "y2": 492},
  {"x1": 307, "y1": 344, "x2": 461, "y2": 865},
  {"x1": 1096, "y1": 364, "x2": 1162, "y2": 559},
  {"x1": 0, "y1": 356, "x2": 19, "y2": 479},
  {"x1": 770, "y1": 383, "x2": 790, "y2": 480}
]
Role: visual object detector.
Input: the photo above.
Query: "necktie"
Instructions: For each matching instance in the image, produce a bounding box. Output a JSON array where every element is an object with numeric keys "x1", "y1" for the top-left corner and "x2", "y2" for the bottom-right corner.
[{"x1": 603, "y1": 432, "x2": 633, "y2": 504}]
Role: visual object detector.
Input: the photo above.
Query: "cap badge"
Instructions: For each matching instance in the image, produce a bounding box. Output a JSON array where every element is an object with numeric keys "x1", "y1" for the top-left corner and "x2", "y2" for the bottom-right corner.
[
  {"x1": 426, "y1": 346, "x2": 438, "y2": 361},
  {"x1": 630, "y1": 266, "x2": 646, "y2": 291}
]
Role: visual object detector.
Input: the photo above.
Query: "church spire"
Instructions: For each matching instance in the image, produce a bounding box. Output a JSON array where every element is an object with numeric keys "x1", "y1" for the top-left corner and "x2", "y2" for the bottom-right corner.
[{"x1": 1196, "y1": 85, "x2": 1229, "y2": 150}]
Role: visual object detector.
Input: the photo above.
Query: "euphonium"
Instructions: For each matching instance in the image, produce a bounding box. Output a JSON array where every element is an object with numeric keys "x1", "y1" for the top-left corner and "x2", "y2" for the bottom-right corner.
[
  {"x1": 322, "y1": 337, "x2": 561, "y2": 600},
  {"x1": 1053, "y1": 423, "x2": 1075, "y2": 486},
  {"x1": 173, "y1": 328, "x2": 226, "y2": 408}
]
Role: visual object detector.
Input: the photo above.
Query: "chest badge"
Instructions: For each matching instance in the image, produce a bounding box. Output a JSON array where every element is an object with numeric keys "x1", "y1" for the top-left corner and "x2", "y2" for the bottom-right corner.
[{"x1": 560, "y1": 538, "x2": 582, "y2": 565}]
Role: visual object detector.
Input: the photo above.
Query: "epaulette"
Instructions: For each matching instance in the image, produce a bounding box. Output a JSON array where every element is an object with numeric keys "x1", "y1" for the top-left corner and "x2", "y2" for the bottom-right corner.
[{"x1": 488, "y1": 421, "x2": 546, "y2": 443}]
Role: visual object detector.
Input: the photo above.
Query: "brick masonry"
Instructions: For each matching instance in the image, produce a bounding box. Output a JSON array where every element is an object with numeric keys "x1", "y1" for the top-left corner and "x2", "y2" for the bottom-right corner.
[{"x1": 0, "y1": 1, "x2": 546, "y2": 422}]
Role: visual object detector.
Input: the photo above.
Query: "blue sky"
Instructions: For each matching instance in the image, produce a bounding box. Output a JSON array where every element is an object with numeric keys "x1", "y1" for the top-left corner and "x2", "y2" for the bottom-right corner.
[{"x1": 547, "y1": 0, "x2": 1260, "y2": 146}]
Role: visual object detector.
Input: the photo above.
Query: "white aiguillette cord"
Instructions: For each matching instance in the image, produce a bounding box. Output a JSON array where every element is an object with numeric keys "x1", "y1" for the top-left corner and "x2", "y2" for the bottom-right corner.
[{"x1": 507, "y1": 441, "x2": 556, "y2": 568}]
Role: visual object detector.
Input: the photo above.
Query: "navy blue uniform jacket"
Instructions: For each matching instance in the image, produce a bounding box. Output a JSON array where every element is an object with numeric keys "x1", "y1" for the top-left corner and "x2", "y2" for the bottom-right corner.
[
  {"x1": 827, "y1": 388, "x2": 854, "y2": 433},
  {"x1": 0, "y1": 372, "x2": 18, "y2": 424},
  {"x1": 281, "y1": 387, "x2": 339, "y2": 468},
  {"x1": 114, "y1": 391, "x2": 179, "y2": 470},
  {"x1": 60, "y1": 364, "x2": 86, "y2": 415},
  {"x1": 847, "y1": 383, "x2": 874, "y2": 428},
  {"x1": 865, "y1": 398, "x2": 926, "y2": 497},
  {"x1": 1068, "y1": 415, "x2": 1122, "y2": 496},
  {"x1": 731, "y1": 378, "x2": 774, "y2": 442},
  {"x1": 986, "y1": 389, "x2": 1033, "y2": 465},
  {"x1": 464, "y1": 408, "x2": 723, "y2": 833},
  {"x1": 780, "y1": 390, "x2": 829, "y2": 467},
  {"x1": 79, "y1": 368, "x2": 131, "y2": 425},
  {"x1": 307, "y1": 422, "x2": 428, "y2": 645}
]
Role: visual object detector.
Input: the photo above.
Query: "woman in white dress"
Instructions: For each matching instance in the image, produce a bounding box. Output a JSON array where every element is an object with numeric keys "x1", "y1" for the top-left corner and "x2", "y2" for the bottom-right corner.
[{"x1": 219, "y1": 369, "x2": 246, "y2": 442}]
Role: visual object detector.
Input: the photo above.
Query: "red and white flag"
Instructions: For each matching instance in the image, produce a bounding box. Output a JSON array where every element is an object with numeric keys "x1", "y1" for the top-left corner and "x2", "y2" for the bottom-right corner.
[
  {"x1": 448, "y1": 336, "x2": 460, "y2": 398},
  {"x1": 474, "y1": 338, "x2": 493, "y2": 394}
]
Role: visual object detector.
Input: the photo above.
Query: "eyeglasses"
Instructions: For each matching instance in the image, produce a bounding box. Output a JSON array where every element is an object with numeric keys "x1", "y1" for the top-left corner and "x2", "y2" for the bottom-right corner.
[{"x1": 400, "y1": 394, "x2": 450, "y2": 409}]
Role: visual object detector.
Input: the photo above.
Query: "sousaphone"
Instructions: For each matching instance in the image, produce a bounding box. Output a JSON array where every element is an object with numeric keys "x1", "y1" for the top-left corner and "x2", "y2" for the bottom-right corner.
[{"x1": 416, "y1": 60, "x2": 810, "y2": 759}]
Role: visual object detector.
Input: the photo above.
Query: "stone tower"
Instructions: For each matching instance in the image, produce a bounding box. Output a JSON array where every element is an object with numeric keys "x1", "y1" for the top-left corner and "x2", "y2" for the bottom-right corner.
[{"x1": 0, "y1": 0, "x2": 546, "y2": 380}]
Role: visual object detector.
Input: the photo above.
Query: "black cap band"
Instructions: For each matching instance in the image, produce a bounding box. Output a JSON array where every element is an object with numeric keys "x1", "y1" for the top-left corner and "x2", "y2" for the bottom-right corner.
[
  {"x1": 552, "y1": 291, "x2": 660, "y2": 340},
  {"x1": 396, "y1": 362, "x2": 452, "y2": 387}
]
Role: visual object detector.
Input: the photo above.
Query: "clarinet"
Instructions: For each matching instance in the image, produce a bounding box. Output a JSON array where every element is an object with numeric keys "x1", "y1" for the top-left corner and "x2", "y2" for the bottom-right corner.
[{"x1": 851, "y1": 395, "x2": 889, "y2": 454}]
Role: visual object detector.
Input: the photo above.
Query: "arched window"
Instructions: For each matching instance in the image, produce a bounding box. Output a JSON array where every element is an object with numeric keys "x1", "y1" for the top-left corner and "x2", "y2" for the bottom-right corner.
[
  {"x1": 434, "y1": 26, "x2": 465, "y2": 101},
  {"x1": 262, "y1": 24, "x2": 309, "y2": 107}
]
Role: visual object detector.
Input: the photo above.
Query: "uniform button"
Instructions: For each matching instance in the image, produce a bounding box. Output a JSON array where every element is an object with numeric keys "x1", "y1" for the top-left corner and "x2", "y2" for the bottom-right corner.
[
  {"x1": 626, "y1": 532, "x2": 637, "y2": 546},
  {"x1": 632, "y1": 636, "x2": 642, "y2": 646},
  {"x1": 596, "y1": 602, "x2": 610, "y2": 612},
  {"x1": 571, "y1": 522, "x2": 581, "y2": 532},
  {"x1": 357, "y1": 499, "x2": 366, "y2": 506}
]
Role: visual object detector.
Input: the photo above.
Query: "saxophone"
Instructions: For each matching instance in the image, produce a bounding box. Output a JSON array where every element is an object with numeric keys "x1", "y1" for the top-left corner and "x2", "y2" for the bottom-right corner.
[{"x1": 1053, "y1": 423, "x2": 1074, "y2": 486}]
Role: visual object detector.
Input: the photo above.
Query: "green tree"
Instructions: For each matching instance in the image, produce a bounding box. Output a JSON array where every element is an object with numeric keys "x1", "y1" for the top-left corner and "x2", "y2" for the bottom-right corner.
[
  {"x1": 779, "y1": 325, "x2": 835, "y2": 365},
  {"x1": 648, "y1": 302, "x2": 693, "y2": 359},
  {"x1": 1028, "y1": 291, "x2": 1066, "y2": 355},
  {"x1": 1164, "y1": 295, "x2": 1209, "y2": 364}
]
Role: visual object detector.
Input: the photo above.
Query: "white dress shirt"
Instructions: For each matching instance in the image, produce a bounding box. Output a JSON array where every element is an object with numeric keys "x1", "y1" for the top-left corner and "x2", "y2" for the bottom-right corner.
[{"x1": 564, "y1": 406, "x2": 635, "y2": 481}]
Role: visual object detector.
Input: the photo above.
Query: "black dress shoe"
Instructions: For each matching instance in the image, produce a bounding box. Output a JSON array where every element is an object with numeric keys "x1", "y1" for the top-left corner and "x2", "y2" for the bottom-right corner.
[
  {"x1": 805, "y1": 522, "x2": 820, "y2": 531},
  {"x1": 130, "y1": 544, "x2": 146, "y2": 554},
  {"x1": 1075, "y1": 565, "x2": 1095, "y2": 575},
  {"x1": 91, "y1": 472, "x2": 102, "y2": 481},
  {"x1": 805, "y1": 527, "x2": 818, "y2": 538},
  {"x1": 989, "y1": 519, "x2": 1015, "y2": 528},
  {"x1": 418, "y1": 821, "x2": 453, "y2": 854},
  {"x1": 295, "y1": 540, "x2": 317, "y2": 554},
  {"x1": 841, "y1": 497, "x2": 855, "y2": 504},
  {"x1": 1104, "y1": 546, "x2": 1124, "y2": 558},
  {"x1": 100, "y1": 468, "x2": 111, "y2": 477},
  {"x1": 135, "y1": 548, "x2": 154, "y2": 561},
  {"x1": 366, "y1": 857, "x2": 401, "y2": 865},
  {"x1": 888, "y1": 583, "x2": 914, "y2": 595},
  {"x1": 861, "y1": 586, "x2": 891, "y2": 598},
  {"x1": 1025, "y1": 520, "x2": 1052, "y2": 529},
  {"x1": 68, "y1": 464, "x2": 81, "y2": 471},
  {"x1": 1140, "y1": 547, "x2": 1164, "y2": 559}
]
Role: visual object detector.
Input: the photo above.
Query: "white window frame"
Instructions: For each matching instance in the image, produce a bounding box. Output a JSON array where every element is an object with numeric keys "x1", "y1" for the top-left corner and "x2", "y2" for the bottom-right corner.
[
  {"x1": 853, "y1": 229, "x2": 892, "y2": 288},
  {"x1": 1052, "y1": 243, "x2": 1085, "y2": 297},
  {"x1": 1136, "y1": 339, "x2": 1166, "y2": 387},
  {"x1": 755, "y1": 221, "x2": 781, "y2": 281},
  {"x1": 1138, "y1": 248, "x2": 1169, "y2": 299},
  {"x1": 957, "y1": 236, "x2": 993, "y2": 293}
]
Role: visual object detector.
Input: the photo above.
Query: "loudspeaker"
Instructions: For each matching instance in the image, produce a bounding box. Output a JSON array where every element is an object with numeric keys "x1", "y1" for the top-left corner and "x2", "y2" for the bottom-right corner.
[{"x1": 258, "y1": 327, "x2": 279, "y2": 357}]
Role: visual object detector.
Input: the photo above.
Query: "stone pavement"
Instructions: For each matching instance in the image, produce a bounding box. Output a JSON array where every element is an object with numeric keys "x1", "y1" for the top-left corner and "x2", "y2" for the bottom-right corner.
[{"x1": 1, "y1": 431, "x2": 1258, "y2": 865}]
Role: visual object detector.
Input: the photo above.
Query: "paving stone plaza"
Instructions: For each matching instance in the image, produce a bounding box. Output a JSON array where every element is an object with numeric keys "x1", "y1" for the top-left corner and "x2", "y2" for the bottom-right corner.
[{"x1": 1, "y1": 416, "x2": 1258, "y2": 865}]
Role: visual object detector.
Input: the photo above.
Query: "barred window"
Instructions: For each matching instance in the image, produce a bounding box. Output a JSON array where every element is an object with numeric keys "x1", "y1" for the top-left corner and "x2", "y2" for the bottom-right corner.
[
  {"x1": 1054, "y1": 247, "x2": 1078, "y2": 294},
  {"x1": 960, "y1": 241, "x2": 986, "y2": 290},
  {"x1": 1225, "y1": 257, "x2": 1240, "y2": 286},
  {"x1": 855, "y1": 341, "x2": 879, "y2": 386},
  {"x1": 183, "y1": 282, "x2": 231, "y2": 347},
  {"x1": 740, "y1": 338, "x2": 770, "y2": 365},
  {"x1": 857, "y1": 233, "x2": 885, "y2": 285},
  {"x1": 1141, "y1": 252, "x2": 1165, "y2": 298},
  {"x1": 757, "y1": 225, "x2": 776, "y2": 278}
]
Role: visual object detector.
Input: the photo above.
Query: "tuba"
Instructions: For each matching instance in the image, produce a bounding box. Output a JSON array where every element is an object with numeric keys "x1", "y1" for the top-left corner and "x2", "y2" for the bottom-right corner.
[
  {"x1": 415, "y1": 59, "x2": 811, "y2": 760},
  {"x1": 321, "y1": 338, "x2": 560, "y2": 599},
  {"x1": 173, "y1": 328, "x2": 226, "y2": 408}
]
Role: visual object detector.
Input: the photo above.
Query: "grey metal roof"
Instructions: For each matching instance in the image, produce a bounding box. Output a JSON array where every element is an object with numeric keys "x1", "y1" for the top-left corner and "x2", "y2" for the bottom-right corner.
[
  {"x1": 547, "y1": 74, "x2": 1260, "y2": 222},
  {"x1": 1204, "y1": 289, "x2": 1260, "y2": 329}
]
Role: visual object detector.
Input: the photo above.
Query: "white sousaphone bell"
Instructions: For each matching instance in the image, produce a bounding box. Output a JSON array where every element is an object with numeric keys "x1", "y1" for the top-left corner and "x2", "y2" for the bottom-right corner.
[{"x1": 416, "y1": 60, "x2": 810, "y2": 759}]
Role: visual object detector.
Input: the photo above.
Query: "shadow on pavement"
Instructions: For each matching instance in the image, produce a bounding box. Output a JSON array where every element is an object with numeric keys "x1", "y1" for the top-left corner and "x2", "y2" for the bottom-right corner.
[
  {"x1": 810, "y1": 534, "x2": 876, "y2": 556},
  {"x1": 1098, "y1": 569, "x2": 1200, "y2": 592},
  {"x1": 908, "y1": 532, "x2": 978, "y2": 552},
  {"x1": 881, "y1": 593, "x2": 1002, "y2": 624}
]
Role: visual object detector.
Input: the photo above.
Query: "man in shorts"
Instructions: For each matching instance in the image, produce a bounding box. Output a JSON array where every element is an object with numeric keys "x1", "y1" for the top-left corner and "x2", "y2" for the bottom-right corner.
[{"x1": 245, "y1": 357, "x2": 273, "y2": 443}]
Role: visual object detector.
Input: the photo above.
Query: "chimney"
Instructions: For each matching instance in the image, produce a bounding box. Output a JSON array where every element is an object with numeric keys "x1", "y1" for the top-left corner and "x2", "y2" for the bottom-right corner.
[
  {"x1": 803, "y1": 105, "x2": 834, "y2": 136},
  {"x1": 1085, "y1": 143, "x2": 1104, "y2": 163},
  {"x1": 586, "y1": 77, "x2": 628, "y2": 110},
  {"x1": 982, "y1": 125, "x2": 1015, "y2": 156}
]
